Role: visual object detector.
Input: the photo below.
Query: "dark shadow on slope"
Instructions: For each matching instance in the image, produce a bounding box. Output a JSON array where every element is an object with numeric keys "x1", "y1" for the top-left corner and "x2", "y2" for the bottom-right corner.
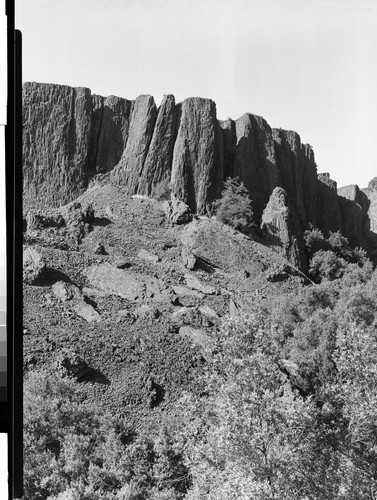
[
  {"x1": 150, "y1": 380, "x2": 165, "y2": 408},
  {"x1": 92, "y1": 216, "x2": 112, "y2": 227},
  {"x1": 194, "y1": 255, "x2": 219, "y2": 274},
  {"x1": 59, "y1": 354, "x2": 111, "y2": 385},
  {"x1": 34, "y1": 268, "x2": 74, "y2": 287}
]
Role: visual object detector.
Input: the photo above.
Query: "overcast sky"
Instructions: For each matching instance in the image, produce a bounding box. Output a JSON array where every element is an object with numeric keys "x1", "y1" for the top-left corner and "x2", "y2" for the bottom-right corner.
[{"x1": 16, "y1": 0, "x2": 377, "y2": 189}]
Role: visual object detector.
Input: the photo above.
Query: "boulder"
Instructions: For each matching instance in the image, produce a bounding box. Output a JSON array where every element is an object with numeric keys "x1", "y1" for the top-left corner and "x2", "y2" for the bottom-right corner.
[
  {"x1": 93, "y1": 243, "x2": 107, "y2": 255},
  {"x1": 84, "y1": 262, "x2": 175, "y2": 304},
  {"x1": 181, "y1": 245, "x2": 196, "y2": 269},
  {"x1": 52, "y1": 281, "x2": 82, "y2": 302},
  {"x1": 135, "y1": 305, "x2": 160, "y2": 321},
  {"x1": 23, "y1": 247, "x2": 46, "y2": 284},
  {"x1": 137, "y1": 249, "x2": 160, "y2": 263},
  {"x1": 72, "y1": 302, "x2": 102, "y2": 323},
  {"x1": 26, "y1": 209, "x2": 65, "y2": 230},
  {"x1": 163, "y1": 195, "x2": 192, "y2": 224},
  {"x1": 229, "y1": 298, "x2": 241, "y2": 316},
  {"x1": 172, "y1": 285, "x2": 204, "y2": 300},
  {"x1": 170, "y1": 306, "x2": 194, "y2": 323},
  {"x1": 184, "y1": 273, "x2": 216, "y2": 295},
  {"x1": 198, "y1": 305, "x2": 220, "y2": 326},
  {"x1": 52, "y1": 280, "x2": 102, "y2": 322}
]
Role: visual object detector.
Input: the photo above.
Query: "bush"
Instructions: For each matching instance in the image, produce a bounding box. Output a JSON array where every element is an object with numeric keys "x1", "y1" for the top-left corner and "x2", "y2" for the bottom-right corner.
[
  {"x1": 214, "y1": 177, "x2": 254, "y2": 234},
  {"x1": 304, "y1": 228, "x2": 371, "y2": 283},
  {"x1": 24, "y1": 370, "x2": 190, "y2": 500},
  {"x1": 304, "y1": 227, "x2": 330, "y2": 255},
  {"x1": 309, "y1": 250, "x2": 348, "y2": 282}
]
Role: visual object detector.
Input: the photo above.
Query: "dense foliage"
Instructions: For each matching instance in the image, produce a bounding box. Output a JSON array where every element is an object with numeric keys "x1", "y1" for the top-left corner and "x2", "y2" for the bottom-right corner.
[
  {"x1": 214, "y1": 177, "x2": 254, "y2": 234},
  {"x1": 304, "y1": 228, "x2": 369, "y2": 283}
]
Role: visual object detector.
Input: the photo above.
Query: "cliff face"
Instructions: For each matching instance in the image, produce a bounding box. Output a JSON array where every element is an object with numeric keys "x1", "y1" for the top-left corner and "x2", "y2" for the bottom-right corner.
[
  {"x1": 171, "y1": 98, "x2": 223, "y2": 213},
  {"x1": 23, "y1": 82, "x2": 376, "y2": 259},
  {"x1": 23, "y1": 82, "x2": 133, "y2": 209},
  {"x1": 338, "y1": 181, "x2": 377, "y2": 259}
]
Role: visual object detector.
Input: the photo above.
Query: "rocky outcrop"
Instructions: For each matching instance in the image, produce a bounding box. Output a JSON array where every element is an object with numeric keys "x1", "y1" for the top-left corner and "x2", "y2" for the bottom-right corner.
[
  {"x1": 230, "y1": 114, "x2": 279, "y2": 222},
  {"x1": 273, "y1": 129, "x2": 318, "y2": 226},
  {"x1": 90, "y1": 95, "x2": 133, "y2": 174},
  {"x1": 261, "y1": 187, "x2": 307, "y2": 272},
  {"x1": 317, "y1": 173, "x2": 342, "y2": 234},
  {"x1": 111, "y1": 95, "x2": 157, "y2": 193},
  {"x1": 23, "y1": 247, "x2": 46, "y2": 284},
  {"x1": 22, "y1": 82, "x2": 376, "y2": 259},
  {"x1": 52, "y1": 280, "x2": 102, "y2": 322},
  {"x1": 337, "y1": 184, "x2": 364, "y2": 247},
  {"x1": 339, "y1": 182, "x2": 377, "y2": 260},
  {"x1": 171, "y1": 98, "x2": 224, "y2": 213},
  {"x1": 83, "y1": 262, "x2": 176, "y2": 304},
  {"x1": 180, "y1": 217, "x2": 282, "y2": 275},
  {"x1": 163, "y1": 195, "x2": 192, "y2": 224},
  {"x1": 23, "y1": 82, "x2": 132, "y2": 210},
  {"x1": 138, "y1": 95, "x2": 177, "y2": 195}
]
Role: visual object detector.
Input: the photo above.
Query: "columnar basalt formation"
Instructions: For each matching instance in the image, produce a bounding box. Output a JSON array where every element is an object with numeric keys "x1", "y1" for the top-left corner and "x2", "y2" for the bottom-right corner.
[
  {"x1": 111, "y1": 94, "x2": 158, "y2": 193},
  {"x1": 138, "y1": 94, "x2": 177, "y2": 195},
  {"x1": 171, "y1": 98, "x2": 224, "y2": 213},
  {"x1": 339, "y1": 181, "x2": 377, "y2": 259},
  {"x1": 317, "y1": 173, "x2": 342, "y2": 234},
  {"x1": 272, "y1": 129, "x2": 318, "y2": 227},
  {"x1": 90, "y1": 95, "x2": 133, "y2": 174},
  {"x1": 225, "y1": 114, "x2": 279, "y2": 221},
  {"x1": 261, "y1": 187, "x2": 307, "y2": 272},
  {"x1": 22, "y1": 82, "x2": 376, "y2": 260}
]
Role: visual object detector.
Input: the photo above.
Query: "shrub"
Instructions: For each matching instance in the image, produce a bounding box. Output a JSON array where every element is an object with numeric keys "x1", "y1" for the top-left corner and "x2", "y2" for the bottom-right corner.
[
  {"x1": 309, "y1": 250, "x2": 348, "y2": 282},
  {"x1": 214, "y1": 177, "x2": 254, "y2": 234},
  {"x1": 304, "y1": 227, "x2": 330, "y2": 255}
]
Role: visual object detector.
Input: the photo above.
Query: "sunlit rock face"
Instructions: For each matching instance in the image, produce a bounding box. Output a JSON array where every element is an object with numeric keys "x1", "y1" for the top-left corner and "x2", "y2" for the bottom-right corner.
[{"x1": 261, "y1": 187, "x2": 307, "y2": 272}]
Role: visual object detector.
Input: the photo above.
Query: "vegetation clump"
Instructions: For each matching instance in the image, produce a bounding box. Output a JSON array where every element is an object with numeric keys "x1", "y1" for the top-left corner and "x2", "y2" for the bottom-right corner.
[
  {"x1": 214, "y1": 177, "x2": 254, "y2": 234},
  {"x1": 304, "y1": 227, "x2": 369, "y2": 282}
]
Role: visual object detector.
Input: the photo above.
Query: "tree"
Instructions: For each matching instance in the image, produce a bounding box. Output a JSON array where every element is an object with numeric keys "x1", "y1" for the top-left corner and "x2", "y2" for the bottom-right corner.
[{"x1": 214, "y1": 177, "x2": 254, "y2": 234}]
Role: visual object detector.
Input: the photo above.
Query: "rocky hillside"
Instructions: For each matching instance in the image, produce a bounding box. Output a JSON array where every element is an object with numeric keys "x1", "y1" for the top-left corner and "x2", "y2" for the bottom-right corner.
[
  {"x1": 23, "y1": 82, "x2": 377, "y2": 259},
  {"x1": 23, "y1": 185, "x2": 306, "y2": 421}
]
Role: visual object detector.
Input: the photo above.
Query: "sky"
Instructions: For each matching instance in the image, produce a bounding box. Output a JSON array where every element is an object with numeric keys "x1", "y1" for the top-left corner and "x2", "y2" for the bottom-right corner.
[{"x1": 15, "y1": 0, "x2": 377, "y2": 189}]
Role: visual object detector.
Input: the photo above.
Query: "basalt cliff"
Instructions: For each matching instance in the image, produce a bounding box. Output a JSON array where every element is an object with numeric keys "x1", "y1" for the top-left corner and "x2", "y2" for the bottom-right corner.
[{"x1": 23, "y1": 82, "x2": 377, "y2": 261}]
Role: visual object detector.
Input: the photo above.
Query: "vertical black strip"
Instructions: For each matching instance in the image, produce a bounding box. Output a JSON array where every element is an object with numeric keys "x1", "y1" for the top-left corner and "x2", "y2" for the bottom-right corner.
[
  {"x1": 13, "y1": 28, "x2": 23, "y2": 500},
  {"x1": 6, "y1": 0, "x2": 23, "y2": 495},
  {"x1": 5, "y1": 2, "x2": 15, "y2": 499}
]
